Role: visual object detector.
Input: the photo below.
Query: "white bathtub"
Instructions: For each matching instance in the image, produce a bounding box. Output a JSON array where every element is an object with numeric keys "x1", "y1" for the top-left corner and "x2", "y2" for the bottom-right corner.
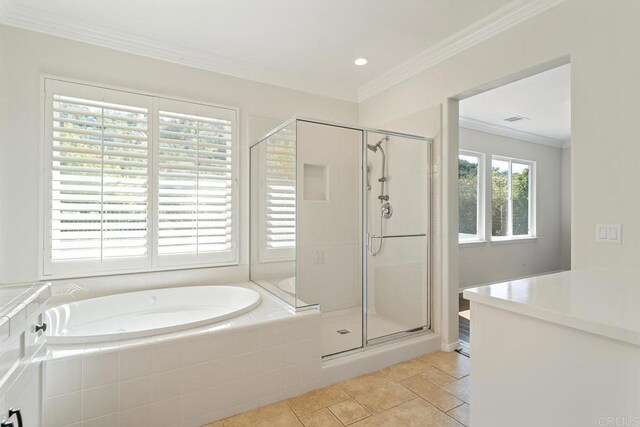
[{"x1": 45, "y1": 285, "x2": 261, "y2": 344}]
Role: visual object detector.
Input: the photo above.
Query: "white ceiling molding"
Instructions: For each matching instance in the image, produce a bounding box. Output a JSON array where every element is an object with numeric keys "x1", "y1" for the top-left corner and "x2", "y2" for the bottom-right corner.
[
  {"x1": 0, "y1": 0, "x2": 356, "y2": 102},
  {"x1": 356, "y1": 0, "x2": 567, "y2": 102},
  {"x1": 0, "y1": 0, "x2": 566, "y2": 103},
  {"x1": 460, "y1": 116, "x2": 564, "y2": 148}
]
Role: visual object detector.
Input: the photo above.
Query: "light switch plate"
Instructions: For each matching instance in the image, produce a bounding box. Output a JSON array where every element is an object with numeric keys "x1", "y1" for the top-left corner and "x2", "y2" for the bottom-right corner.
[{"x1": 596, "y1": 224, "x2": 621, "y2": 244}]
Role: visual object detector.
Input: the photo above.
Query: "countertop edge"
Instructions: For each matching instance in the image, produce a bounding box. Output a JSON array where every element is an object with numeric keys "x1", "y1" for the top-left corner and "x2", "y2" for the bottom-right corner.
[{"x1": 463, "y1": 288, "x2": 640, "y2": 347}]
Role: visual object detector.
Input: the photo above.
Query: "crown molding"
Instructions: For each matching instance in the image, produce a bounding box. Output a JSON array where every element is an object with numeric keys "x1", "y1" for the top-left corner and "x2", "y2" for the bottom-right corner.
[
  {"x1": 460, "y1": 116, "x2": 564, "y2": 148},
  {"x1": 357, "y1": 0, "x2": 567, "y2": 102},
  {"x1": 0, "y1": 0, "x2": 357, "y2": 102},
  {"x1": 0, "y1": 0, "x2": 566, "y2": 104}
]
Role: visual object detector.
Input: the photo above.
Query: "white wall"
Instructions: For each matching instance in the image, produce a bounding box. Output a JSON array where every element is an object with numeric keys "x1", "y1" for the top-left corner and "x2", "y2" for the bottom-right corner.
[
  {"x1": 458, "y1": 128, "x2": 563, "y2": 289},
  {"x1": 358, "y1": 0, "x2": 640, "y2": 346},
  {"x1": 0, "y1": 25, "x2": 357, "y2": 298}
]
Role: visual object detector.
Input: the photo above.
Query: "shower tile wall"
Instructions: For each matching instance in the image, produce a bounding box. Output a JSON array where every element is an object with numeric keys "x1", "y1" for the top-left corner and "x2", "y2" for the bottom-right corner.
[
  {"x1": 296, "y1": 122, "x2": 363, "y2": 355},
  {"x1": 296, "y1": 122, "x2": 362, "y2": 312},
  {"x1": 371, "y1": 236, "x2": 428, "y2": 331}
]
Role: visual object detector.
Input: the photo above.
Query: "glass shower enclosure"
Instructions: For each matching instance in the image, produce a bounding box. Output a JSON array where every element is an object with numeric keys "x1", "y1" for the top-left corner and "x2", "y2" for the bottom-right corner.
[{"x1": 250, "y1": 118, "x2": 431, "y2": 357}]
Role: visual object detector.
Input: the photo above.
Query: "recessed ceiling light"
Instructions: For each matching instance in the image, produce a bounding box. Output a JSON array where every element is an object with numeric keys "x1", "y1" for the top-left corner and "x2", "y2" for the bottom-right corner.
[{"x1": 354, "y1": 57, "x2": 368, "y2": 66}]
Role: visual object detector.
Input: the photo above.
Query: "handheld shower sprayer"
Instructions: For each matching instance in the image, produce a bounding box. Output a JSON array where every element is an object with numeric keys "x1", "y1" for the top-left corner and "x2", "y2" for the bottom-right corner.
[{"x1": 368, "y1": 136, "x2": 391, "y2": 256}]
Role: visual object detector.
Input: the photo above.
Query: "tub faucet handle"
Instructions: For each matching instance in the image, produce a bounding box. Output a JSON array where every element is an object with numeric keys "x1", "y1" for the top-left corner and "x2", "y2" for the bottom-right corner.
[{"x1": 1, "y1": 421, "x2": 14, "y2": 427}]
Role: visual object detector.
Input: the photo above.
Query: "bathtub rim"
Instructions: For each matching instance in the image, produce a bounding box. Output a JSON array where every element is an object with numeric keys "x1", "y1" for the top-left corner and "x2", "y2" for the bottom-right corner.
[{"x1": 45, "y1": 283, "x2": 264, "y2": 345}]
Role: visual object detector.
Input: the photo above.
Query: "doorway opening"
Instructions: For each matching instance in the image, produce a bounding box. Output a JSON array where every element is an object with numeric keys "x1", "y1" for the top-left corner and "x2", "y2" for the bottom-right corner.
[{"x1": 456, "y1": 63, "x2": 572, "y2": 355}]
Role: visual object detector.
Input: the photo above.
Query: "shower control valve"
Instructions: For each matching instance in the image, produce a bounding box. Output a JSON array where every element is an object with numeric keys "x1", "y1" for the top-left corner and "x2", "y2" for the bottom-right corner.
[{"x1": 382, "y1": 202, "x2": 393, "y2": 219}]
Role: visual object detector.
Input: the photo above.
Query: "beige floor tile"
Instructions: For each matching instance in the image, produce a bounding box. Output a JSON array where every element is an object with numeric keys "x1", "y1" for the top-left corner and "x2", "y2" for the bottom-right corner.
[
  {"x1": 328, "y1": 398, "x2": 370, "y2": 425},
  {"x1": 350, "y1": 398, "x2": 463, "y2": 427},
  {"x1": 339, "y1": 372, "x2": 388, "y2": 396},
  {"x1": 400, "y1": 375, "x2": 463, "y2": 412},
  {"x1": 421, "y1": 351, "x2": 471, "y2": 379},
  {"x1": 382, "y1": 358, "x2": 434, "y2": 381},
  {"x1": 342, "y1": 373, "x2": 416, "y2": 413},
  {"x1": 288, "y1": 384, "x2": 351, "y2": 416},
  {"x1": 442, "y1": 376, "x2": 470, "y2": 403},
  {"x1": 447, "y1": 403, "x2": 470, "y2": 426},
  {"x1": 299, "y1": 408, "x2": 344, "y2": 427},
  {"x1": 421, "y1": 368, "x2": 456, "y2": 387},
  {"x1": 223, "y1": 402, "x2": 302, "y2": 427},
  {"x1": 204, "y1": 422, "x2": 224, "y2": 427}
]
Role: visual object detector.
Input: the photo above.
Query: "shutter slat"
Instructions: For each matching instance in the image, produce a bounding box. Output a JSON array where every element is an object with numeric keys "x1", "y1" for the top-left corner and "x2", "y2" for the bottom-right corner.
[{"x1": 53, "y1": 126, "x2": 148, "y2": 141}]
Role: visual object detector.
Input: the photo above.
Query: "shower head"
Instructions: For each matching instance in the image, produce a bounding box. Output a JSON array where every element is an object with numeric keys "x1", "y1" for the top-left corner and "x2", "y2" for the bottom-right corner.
[{"x1": 367, "y1": 135, "x2": 389, "y2": 152}]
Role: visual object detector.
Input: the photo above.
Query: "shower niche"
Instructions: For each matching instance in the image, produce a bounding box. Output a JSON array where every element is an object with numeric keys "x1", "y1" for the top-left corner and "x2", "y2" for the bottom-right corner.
[{"x1": 250, "y1": 118, "x2": 431, "y2": 357}]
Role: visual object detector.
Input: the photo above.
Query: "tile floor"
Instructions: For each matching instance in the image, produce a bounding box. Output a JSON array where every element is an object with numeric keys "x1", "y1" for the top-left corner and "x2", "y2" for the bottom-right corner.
[{"x1": 205, "y1": 350, "x2": 471, "y2": 427}]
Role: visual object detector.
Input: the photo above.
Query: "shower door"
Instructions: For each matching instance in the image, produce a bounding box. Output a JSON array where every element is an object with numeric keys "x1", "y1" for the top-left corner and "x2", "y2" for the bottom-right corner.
[{"x1": 365, "y1": 131, "x2": 430, "y2": 343}]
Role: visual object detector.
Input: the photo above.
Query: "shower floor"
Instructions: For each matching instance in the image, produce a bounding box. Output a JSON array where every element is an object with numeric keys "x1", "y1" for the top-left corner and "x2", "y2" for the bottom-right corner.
[{"x1": 321, "y1": 307, "x2": 408, "y2": 356}]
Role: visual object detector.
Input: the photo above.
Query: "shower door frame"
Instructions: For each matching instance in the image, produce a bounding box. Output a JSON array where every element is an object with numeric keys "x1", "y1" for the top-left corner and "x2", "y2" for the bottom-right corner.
[
  {"x1": 250, "y1": 117, "x2": 433, "y2": 357},
  {"x1": 361, "y1": 129, "x2": 432, "y2": 350}
]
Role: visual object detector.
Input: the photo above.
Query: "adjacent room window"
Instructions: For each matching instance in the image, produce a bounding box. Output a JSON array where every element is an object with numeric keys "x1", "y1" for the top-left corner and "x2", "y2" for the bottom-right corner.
[
  {"x1": 491, "y1": 157, "x2": 534, "y2": 239},
  {"x1": 44, "y1": 79, "x2": 238, "y2": 277},
  {"x1": 458, "y1": 151, "x2": 483, "y2": 242}
]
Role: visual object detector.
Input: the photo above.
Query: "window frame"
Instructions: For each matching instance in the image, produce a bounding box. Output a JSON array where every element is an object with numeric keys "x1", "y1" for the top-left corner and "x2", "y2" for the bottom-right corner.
[
  {"x1": 40, "y1": 76, "x2": 239, "y2": 279},
  {"x1": 458, "y1": 150, "x2": 485, "y2": 243},
  {"x1": 490, "y1": 155, "x2": 536, "y2": 241}
]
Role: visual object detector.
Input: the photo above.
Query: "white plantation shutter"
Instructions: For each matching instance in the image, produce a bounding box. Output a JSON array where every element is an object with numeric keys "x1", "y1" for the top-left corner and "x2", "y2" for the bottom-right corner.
[
  {"x1": 43, "y1": 79, "x2": 238, "y2": 277},
  {"x1": 156, "y1": 99, "x2": 237, "y2": 265},
  {"x1": 265, "y1": 132, "x2": 296, "y2": 251},
  {"x1": 45, "y1": 80, "x2": 151, "y2": 275}
]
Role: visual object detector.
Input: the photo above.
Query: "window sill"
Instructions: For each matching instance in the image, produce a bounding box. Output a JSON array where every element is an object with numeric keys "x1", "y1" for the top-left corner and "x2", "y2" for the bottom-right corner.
[
  {"x1": 490, "y1": 236, "x2": 538, "y2": 245},
  {"x1": 40, "y1": 260, "x2": 240, "y2": 281},
  {"x1": 459, "y1": 240, "x2": 489, "y2": 248}
]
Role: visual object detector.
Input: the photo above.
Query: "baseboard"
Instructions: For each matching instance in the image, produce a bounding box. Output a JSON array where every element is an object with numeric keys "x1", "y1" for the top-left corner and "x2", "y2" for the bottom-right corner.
[{"x1": 441, "y1": 340, "x2": 461, "y2": 352}]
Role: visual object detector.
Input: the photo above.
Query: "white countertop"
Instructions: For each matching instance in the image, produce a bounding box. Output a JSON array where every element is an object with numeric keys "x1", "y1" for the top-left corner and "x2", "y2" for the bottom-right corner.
[{"x1": 463, "y1": 269, "x2": 640, "y2": 346}]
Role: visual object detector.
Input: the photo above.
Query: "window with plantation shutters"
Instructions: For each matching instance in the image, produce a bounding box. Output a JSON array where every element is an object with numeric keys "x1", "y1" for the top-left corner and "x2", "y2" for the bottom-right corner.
[
  {"x1": 43, "y1": 79, "x2": 238, "y2": 277},
  {"x1": 258, "y1": 126, "x2": 296, "y2": 261},
  {"x1": 156, "y1": 99, "x2": 237, "y2": 265}
]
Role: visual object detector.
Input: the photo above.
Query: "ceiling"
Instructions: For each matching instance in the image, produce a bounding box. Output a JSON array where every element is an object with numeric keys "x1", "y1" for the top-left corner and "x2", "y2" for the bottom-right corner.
[
  {"x1": 0, "y1": 0, "x2": 565, "y2": 101},
  {"x1": 460, "y1": 64, "x2": 571, "y2": 144}
]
